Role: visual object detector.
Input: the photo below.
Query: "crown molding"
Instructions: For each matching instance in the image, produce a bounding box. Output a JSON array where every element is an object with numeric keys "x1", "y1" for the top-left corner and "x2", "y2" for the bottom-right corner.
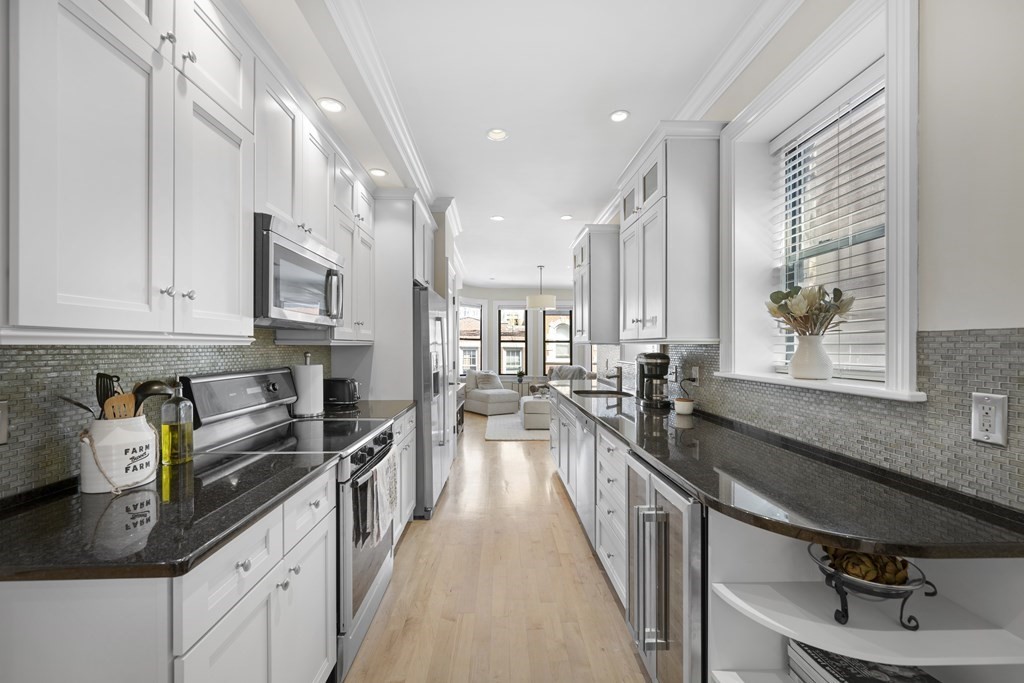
[
  {"x1": 431, "y1": 197, "x2": 463, "y2": 236},
  {"x1": 614, "y1": 121, "x2": 726, "y2": 190},
  {"x1": 321, "y1": 0, "x2": 434, "y2": 202},
  {"x1": 674, "y1": 0, "x2": 805, "y2": 120},
  {"x1": 593, "y1": 195, "x2": 619, "y2": 225}
]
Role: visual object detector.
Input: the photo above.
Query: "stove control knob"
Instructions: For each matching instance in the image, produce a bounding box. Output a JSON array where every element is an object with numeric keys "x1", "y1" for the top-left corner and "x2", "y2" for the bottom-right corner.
[{"x1": 266, "y1": 381, "x2": 278, "y2": 393}]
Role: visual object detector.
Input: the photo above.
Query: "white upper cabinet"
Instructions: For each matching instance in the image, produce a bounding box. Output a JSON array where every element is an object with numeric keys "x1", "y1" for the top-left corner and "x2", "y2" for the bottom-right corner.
[
  {"x1": 423, "y1": 224, "x2": 436, "y2": 288},
  {"x1": 333, "y1": 211, "x2": 356, "y2": 338},
  {"x1": 173, "y1": 75, "x2": 254, "y2": 337},
  {"x1": 98, "y1": 0, "x2": 174, "y2": 56},
  {"x1": 353, "y1": 182, "x2": 374, "y2": 235},
  {"x1": 353, "y1": 229, "x2": 375, "y2": 341},
  {"x1": 614, "y1": 124, "x2": 723, "y2": 343},
  {"x1": 173, "y1": 0, "x2": 254, "y2": 130},
  {"x1": 333, "y1": 156, "x2": 357, "y2": 222},
  {"x1": 299, "y1": 119, "x2": 334, "y2": 247},
  {"x1": 571, "y1": 225, "x2": 619, "y2": 344},
  {"x1": 10, "y1": 0, "x2": 175, "y2": 333},
  {"x1": 255, "y1": 62, "x2": 302, "y2": 228}
]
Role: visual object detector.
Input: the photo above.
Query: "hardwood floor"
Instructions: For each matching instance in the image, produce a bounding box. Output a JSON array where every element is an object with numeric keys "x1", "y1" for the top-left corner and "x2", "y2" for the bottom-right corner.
[{"x1": 346, "y1": 413, "x2": 646, "y2": 683}]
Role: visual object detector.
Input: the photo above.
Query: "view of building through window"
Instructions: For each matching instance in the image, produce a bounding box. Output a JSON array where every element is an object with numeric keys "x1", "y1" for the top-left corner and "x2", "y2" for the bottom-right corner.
[
  {"x1": 543, "y1": 310, "x2": 572, "y2": 375},
  {"x1": 458, "y1": 304, "x2": 481, "y2": 375},
  {"x1": 498, "y1": 308, "x2": 527, "y2": 374}
]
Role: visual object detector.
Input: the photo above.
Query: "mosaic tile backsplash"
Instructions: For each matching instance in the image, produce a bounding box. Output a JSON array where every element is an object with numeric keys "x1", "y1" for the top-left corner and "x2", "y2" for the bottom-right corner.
[
  {"x1": 0, "y1": 330, "x2": 330, "y2": 501},
  {"x1": 595, "y1": 328, "x2": 1024, "y2": 512}
]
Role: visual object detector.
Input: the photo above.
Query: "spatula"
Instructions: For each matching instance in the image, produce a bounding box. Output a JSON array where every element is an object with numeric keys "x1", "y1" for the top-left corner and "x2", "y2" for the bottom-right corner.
[{"x1": 103, "y1": 393, "x2": 136, "y2": 420}]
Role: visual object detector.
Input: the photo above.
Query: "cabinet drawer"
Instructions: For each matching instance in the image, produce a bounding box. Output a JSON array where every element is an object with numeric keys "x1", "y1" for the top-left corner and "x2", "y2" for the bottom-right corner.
[
  {"x1": 597, "y1": 431, "x2": 627, "y2": 473},
  {"x1": 175, "y1": 507, "x2": 284, "y2": 654},
  {"x1": 596, "y1": 517, "x2": 627, "y2": 607},
  {"x1": 283, "y1": 471, "x2": 335, "y2": 552},
  {"x1": 596, "y1": 450, "x2": 626, "y2": 503},
  {"x1": 393, "y1": 409, "x2": 416, "y2": 442},
  {"x1": 596, "y1": 481, "x2": 626, "y2": 540}
]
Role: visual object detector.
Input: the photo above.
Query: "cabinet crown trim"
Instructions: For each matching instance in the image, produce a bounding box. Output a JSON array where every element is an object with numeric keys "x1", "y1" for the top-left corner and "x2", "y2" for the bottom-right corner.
[{"x1": 615, "y1": 121, "x2": 726, "y2": 189}]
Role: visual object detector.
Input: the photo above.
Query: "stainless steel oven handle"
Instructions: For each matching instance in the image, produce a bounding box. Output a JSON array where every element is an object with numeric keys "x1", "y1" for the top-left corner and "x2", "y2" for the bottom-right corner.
[{"x1": 352, "y1": 444, "x2": 392, "y2": 488}]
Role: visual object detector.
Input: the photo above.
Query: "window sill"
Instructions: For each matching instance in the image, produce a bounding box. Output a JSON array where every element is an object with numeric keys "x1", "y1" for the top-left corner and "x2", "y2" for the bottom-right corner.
[{"x1": 714, "y1": 371, "x2": 927, "y2": 403}]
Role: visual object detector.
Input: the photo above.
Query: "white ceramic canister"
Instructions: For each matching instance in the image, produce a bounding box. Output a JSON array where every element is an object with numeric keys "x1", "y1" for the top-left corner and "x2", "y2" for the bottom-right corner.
[{"x1": 79, "y1": 417, "x2": 158, "y2": 494}]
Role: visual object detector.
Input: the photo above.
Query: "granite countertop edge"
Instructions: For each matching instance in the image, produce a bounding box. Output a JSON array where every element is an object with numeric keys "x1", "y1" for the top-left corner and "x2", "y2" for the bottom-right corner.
[
  {"x1": 549, "y1": 381, "x2": 1024, "y2": 559},
  {"x1": 0, "y1": 400, "x2": 415, "y2": 581}
]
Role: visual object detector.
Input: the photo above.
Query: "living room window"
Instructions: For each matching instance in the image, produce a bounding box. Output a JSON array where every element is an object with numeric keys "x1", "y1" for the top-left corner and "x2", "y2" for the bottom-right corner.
[
  {"x1": 497, "y1": 308, "x2": 527, "y2": 375},
  {"x1": 543, "y1": 310, "x2": 572, "y2": 375},
  {"x1": 772, "y1": 84, "x2": 887, "y2": 381},
  {"x1": 458, "y1": 303, "x2": 482, "y2": 375}
]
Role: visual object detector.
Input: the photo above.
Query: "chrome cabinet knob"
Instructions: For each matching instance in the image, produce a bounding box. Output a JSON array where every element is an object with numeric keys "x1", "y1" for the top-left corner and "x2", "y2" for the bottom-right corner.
[
  {"x1": 607, "y1": 477, "x2": 617, "y2": 484},
  {"x1": 606, "y1": 551, "x2": 615, "y2": 559},
  {"x1": 276, "y1": 579, "x2": 290, "y2": 591},
  {"x1": 160, "y1": 31, "x2": 176, "y2": 44},
  {"x1": 288, "y1": 565, "x2": 302, "y2": 576},
  {"x1": 236, "y1": 559, "x2": 252, "y2": 572},
  {"x1": 160, "y1": 286, "x2": 177, "y2": 297},
  {"x1": 183, "y1": 50, "x2": 197, "y2": 64},
  {"x1": 309, "y1": 499, "x2": 321, "y2": 510},
  {"x1": 181, "y1": 290, "x2": 197, "y2": 300}
]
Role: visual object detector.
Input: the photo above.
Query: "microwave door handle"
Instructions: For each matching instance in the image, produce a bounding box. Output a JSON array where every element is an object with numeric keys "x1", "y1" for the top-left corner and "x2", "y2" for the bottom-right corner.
[{"x1": 326, "y1": 270, "x2": 340, "y2": 319}]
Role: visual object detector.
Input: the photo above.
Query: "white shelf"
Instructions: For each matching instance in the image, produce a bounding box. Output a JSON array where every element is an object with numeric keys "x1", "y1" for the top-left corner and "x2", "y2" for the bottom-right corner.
[
  {"x1": 713, "y1": 581, "x2": 1024, "y2": 667},
  {"x1": 712, "y1": 671, "x2": 789, "y2": 683}
]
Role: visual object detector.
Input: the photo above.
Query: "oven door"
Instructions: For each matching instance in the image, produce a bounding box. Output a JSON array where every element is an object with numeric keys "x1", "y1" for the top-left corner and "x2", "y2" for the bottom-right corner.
[
  {"x1": 346, "y1": 446, "x2": 393, "y2": 626},
  {"x1": 256, "y1": 224, "x2": 342, "y2": 328}
]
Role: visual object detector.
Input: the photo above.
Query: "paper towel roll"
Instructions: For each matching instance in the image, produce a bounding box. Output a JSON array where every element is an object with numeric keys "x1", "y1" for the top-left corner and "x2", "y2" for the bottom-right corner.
[{"x1": 291, "y1": 363, "x2": 324, "y2": 417}]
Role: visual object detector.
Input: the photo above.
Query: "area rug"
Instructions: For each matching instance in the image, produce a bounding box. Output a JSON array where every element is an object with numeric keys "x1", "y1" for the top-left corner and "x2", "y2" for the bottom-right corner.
[{"x1": 484, "y1": 413, "x2": 549, "y2": 441}]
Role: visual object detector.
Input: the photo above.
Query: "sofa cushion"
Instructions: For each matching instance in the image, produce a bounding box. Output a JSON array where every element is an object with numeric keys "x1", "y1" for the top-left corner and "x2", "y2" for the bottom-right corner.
[
  {"x1": 475, "y1": 371, "x2": 504, "y2": 390},
  {"x1": 464, "y1": 369, "x2": 479, "y2": 391}
]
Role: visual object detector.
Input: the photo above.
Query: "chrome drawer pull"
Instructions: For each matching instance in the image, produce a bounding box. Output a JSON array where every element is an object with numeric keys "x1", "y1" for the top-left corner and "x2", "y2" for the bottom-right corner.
[
  {"x1": 288, "y1": 565, "x2": 302, "y2": 576},
  {"x1": 606, "y1": 551, "x2": 614, "y2": 559},
  {"x1": 276, "y1": 579, "x2": 290, "y2": 591},
  {"x1": 607, "y1": 477, "x2": 617, "y2": 484},
  {"x1": 309, "y1": 498, "x2": 322, "y2": 510},
  {"x1": 236, "y1": 559, "x2": 252, "y2": 572},
  {"x1": 606, "y1": 509, "x2": 615, "y2": 515}
]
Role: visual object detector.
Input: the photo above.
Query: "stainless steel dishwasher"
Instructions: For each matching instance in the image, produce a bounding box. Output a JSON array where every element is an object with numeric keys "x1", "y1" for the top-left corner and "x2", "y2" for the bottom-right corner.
[{"x1": 574, "y1": 413, "x2": 596, "y2": 545}]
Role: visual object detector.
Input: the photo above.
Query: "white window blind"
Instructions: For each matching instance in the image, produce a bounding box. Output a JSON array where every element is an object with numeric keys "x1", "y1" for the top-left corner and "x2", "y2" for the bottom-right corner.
[{"x1": 771, "y1": 85, "x2": 886, "y2": 381}]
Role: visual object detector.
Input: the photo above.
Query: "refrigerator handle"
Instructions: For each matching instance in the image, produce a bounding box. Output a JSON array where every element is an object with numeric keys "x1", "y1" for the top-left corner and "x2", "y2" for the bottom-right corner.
[{"x1": 439, "y1": 318, "x2": 448, "y2": 446}]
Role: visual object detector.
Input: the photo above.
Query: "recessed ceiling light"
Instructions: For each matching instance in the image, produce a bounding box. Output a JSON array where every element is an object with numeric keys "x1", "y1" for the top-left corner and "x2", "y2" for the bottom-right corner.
[
  {"x1": 318, "y1": 97, "x2": 345, "y2": 113},
  {"x1": 368, "y1": 168, "x2": 388, "y2": 178},
  {"x1": 486, "y1": 128, "x2": 509, "y2": 142},
  {"x1": 610, "y1": 110, "x2": 630, "y2": 122},
  {"x1": 560, "y1": 215, "x2": 573, "y2": 221},
  {"x1": 490, "y1": 215, "x2": 505, "y2": 222}
]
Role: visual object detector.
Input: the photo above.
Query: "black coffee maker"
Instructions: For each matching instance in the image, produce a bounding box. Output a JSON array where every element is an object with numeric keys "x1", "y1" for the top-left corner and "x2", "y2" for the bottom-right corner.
[{"x1": 635, "y1": 352, "x2": 672, "y2": 410}]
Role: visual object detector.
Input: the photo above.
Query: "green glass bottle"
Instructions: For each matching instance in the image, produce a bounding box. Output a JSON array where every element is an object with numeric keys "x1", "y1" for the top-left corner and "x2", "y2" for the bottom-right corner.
[{"x1": 160, "y1": 381, "x2": 194, "y2": 465}]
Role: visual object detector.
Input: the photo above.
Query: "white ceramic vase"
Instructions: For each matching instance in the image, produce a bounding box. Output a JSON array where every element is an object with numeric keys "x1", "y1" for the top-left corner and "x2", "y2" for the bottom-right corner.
[{"x1": 789, "y1": 335, "x2": 833, "y2": 380}]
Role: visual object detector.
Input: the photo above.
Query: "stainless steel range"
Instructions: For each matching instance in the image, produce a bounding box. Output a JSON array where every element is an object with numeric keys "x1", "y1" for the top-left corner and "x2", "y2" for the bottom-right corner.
[{"x1": 182, "y1": 368, "x2": 395, "y2": 682}]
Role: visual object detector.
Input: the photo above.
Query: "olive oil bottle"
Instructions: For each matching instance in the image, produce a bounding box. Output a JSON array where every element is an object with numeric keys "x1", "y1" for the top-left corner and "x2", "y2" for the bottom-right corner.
[{"x1": 161, "y1": 381, "x2": 194, "y2": 465}]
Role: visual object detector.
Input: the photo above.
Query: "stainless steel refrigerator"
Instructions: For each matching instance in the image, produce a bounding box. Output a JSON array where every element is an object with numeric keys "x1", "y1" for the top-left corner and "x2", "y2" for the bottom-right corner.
[{"x1": 413, "y1": 284, "x2": 451, "y2": 518}]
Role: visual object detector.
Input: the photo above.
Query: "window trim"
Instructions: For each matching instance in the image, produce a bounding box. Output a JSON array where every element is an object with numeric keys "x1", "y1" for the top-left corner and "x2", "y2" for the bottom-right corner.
[
  {"x1": 717, "y1": 0, "x2": 924, "y2": 402},
  {"x1": 497, "y1": 307, "x2": 528, "y2": 376},
  {"x1": 542, "y1": 309, "x2": 573, "y2": 375}
]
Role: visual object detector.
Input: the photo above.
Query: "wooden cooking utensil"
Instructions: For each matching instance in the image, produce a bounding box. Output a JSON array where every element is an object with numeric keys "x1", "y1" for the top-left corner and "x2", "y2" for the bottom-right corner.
[{"x1": 103, "y1": 393, "x2": 136, "y2": 420}]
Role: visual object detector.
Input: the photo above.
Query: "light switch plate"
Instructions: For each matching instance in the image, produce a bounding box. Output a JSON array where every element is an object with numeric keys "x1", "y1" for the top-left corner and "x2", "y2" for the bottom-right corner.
[
  {"x1": 0, "y1": 401, "x2": 8, "y2": 444},
  {"x1": 971, "y1": 393, "x2": 1008, "y2": 446}
]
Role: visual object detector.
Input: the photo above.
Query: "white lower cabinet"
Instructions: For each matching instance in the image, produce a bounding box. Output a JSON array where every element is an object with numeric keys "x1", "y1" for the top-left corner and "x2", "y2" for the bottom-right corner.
[
  {"x1": 394, "y1": 408, "x2": 417, "y2": 545},
  {"x1": 176, "y1": 513, "x2": 337, "y2": 683}
]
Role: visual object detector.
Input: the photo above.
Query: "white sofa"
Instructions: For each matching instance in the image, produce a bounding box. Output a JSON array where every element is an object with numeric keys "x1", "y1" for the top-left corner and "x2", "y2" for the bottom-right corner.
[{"x1": 463, "y1": 370, "x2": 520, "y2": 416}]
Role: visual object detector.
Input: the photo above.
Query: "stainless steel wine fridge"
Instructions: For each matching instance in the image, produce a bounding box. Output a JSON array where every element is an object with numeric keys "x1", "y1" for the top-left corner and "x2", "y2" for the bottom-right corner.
[{"x1": 627, "y1": 451, "x2": 704, "y2": 683}]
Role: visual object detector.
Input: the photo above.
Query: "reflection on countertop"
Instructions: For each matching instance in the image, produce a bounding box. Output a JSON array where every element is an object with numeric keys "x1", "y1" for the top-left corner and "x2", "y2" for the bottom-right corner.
[{"x1": 550, "y1": 380, "x2": 1024, "y2": 558}]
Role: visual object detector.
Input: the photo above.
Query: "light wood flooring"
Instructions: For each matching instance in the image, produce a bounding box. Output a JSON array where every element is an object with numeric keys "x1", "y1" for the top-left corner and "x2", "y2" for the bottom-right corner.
[{"x1": 346, "y1": 413, "x2": 647, "y2": 682}]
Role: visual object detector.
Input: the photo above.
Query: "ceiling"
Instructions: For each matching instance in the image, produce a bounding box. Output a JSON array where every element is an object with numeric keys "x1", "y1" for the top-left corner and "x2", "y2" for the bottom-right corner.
[{"x1": 239, "y1": 0, "x2": 791, "y2": 289}]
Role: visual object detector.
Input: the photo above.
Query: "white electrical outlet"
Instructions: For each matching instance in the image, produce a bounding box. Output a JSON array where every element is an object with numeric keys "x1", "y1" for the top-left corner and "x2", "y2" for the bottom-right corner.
[
  {"x1": 971, "y1": 393, "x2": 1008, "y2": 446},
  {"x1": 691, "y1": 366, "x2": 700, "y2": 387}
]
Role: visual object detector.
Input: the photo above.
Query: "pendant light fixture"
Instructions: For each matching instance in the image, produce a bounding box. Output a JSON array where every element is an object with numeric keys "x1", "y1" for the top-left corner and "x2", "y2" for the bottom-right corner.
[{"x1": 527, "y1": 265, "x2": 556, "y2": 310}]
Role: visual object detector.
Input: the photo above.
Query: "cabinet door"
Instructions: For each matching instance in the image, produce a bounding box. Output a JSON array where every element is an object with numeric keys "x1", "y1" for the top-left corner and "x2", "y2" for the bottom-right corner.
[
  {"x1": 175, "y1": 565, "x2": 276, "y2": 683},
  {"x1": 254, "y1": 62, "x2": 301, "y2": 228},
  {"x1": 354, "y1": 181, "x2": 374, "y2": 235},
  {"x1": 401, "y1": 431, "x2": 416, "y2": 524},
  {"x1": 333, "y1": 210, "x2": 356, "y2": 338},
  {"x1": 354, "y1": 229, "x2": 375, "y2": 340},
  {"x1": 273, "y1": 515, "x2": 337, "y2": 683},
  {"x1": 572, "y1": 270, "x2": 584, "y2": 342},
  {"x1": 638, "y1": 200, "x2": 666, "y2": 339},
  {"x1": 11, "y1": 0, "x2": 174, "y2": 332},
  {"x1": 98, "y1": 0, "x2": 174, "y2": 56},
  {"x1": 300, "y1": 118, "x2": 334, "y2": 247},
  {"x1": 619, "y1": 225, "x2": 640, "y2": 340},
  {"x1": 619, "y1": 182, "x2": 640, "y2": 229},
  {"x1": 334, "y1": 155, "x2": 356, "y2": 220},
  {"x1": 173, "y1": 74, "x2": 254, "y2": 337},
  {"x1": 174, "y1": 0, "x2": 254, "y2": 130},
  {"x1": 638, "y1": 144, "x2": 666, "y2": 214}
]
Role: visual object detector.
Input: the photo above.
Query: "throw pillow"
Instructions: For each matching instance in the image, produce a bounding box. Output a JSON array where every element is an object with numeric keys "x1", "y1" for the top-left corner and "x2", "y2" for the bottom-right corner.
[{"x1": 475, "y1": 371, "x2": 504, "y2": 390}]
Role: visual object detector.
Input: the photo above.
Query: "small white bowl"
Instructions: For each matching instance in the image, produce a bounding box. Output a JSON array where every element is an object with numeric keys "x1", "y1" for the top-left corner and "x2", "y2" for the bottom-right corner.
[{"x1": 674, "y1": 398, "x2": 694, "y2": 415}]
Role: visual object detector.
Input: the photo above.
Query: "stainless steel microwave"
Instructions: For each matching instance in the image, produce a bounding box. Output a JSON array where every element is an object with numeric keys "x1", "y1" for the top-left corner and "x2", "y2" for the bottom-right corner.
[{"x1": 254, "y1": 213, "x2": 343, "y2": 328}]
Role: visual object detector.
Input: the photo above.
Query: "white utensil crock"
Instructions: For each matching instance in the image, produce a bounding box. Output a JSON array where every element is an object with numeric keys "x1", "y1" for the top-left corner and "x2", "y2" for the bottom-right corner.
[{"x1": 79, "y1": 417, "x2": 158, "y2": 494}]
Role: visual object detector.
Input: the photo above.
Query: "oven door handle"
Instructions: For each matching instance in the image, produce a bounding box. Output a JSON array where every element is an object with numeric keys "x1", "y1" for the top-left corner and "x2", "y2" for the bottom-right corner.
[{"x1": 352, "y1": 445, "x2": 392, "y2": 488}]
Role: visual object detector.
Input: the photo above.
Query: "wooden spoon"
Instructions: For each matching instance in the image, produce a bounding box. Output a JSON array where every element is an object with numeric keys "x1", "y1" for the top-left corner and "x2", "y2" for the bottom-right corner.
[{"x1": 103, "y1": 393, "x2": 136, "y2": 420}]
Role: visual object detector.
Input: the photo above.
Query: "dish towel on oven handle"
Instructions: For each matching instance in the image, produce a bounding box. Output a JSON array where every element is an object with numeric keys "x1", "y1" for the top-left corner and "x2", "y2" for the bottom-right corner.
[{"x1": 371, "y1": 450, "x2": 397, "y2": 546}]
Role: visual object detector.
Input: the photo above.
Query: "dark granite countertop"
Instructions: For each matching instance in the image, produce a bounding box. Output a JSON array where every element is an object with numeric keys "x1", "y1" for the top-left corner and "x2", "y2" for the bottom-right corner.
[
  {"x1": 550, "y1": 381, "x2": 1024, "y2": 558},
  {"x1": 0, "y1": 400, "x2": 414, "y2": 581}
]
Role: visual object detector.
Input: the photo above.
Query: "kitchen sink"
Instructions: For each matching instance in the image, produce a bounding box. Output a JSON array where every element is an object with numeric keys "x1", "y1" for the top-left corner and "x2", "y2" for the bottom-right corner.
[{"x1": 573, "y1": 389, "x2": 632, "y2": 398}]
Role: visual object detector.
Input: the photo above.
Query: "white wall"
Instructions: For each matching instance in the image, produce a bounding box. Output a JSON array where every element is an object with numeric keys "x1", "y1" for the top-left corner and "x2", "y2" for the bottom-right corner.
[
  {"x1": 706, "y1": 0, "x2": 1024, "y2": 332},
  {"x1": 916, "y1": 0, "x2": 1024, "y2": 330},
  {"x1": 460, "y1": 285, "x2": 573, "y2": 378}
]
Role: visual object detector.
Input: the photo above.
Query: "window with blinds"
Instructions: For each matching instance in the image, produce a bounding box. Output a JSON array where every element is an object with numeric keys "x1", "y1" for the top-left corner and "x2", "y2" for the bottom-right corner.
[{"x1": 772, "y1": 85, "x2": 886, "y2": 380}]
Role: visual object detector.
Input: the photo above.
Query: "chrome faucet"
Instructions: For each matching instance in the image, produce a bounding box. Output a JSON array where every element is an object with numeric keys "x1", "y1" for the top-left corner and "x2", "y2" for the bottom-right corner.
[{"x1": 605, "y1": 365, "x2": 623, "y2": 393}]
